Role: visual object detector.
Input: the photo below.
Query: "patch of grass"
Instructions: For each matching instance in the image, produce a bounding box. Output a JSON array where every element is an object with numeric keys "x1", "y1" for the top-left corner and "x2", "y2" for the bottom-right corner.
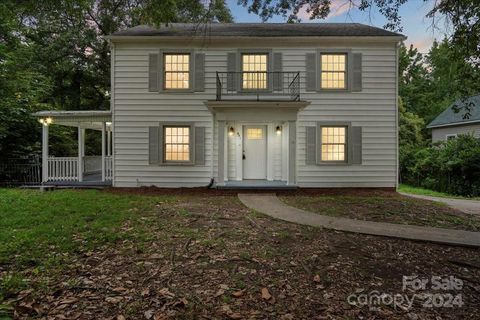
[
  {"x1": 281, "y1": 194, "x2": 480, "y2": 231},
  {"x1": 399, "y1": 184, "x2": 480, "y2": 200},
  {"x1": 0, "y1": 189, "x2": 175, "y2": 269},
  {"x1": 0, "y1": 273, "x2": 26, "y2": 301}
]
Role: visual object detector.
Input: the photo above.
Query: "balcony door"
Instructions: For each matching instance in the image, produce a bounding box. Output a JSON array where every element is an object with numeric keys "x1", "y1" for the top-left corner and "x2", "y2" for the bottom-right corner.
[{"x1": 243, "y1": 126, "x2": 267, "y2": 179}]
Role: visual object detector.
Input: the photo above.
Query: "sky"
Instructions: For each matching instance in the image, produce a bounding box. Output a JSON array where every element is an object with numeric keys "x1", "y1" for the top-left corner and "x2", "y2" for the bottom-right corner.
[{"x1": 227, "y1": 0, "x2": 450, "y2": 53}]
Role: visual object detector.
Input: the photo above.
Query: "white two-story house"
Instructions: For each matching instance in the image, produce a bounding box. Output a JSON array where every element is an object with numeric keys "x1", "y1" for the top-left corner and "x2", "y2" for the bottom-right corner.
[{"x1": 35, "y1": 23, "x2": 405, "y2": 189}]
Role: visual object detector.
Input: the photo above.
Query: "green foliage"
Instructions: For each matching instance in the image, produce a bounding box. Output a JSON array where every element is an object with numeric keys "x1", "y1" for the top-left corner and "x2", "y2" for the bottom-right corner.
[
  {"x1": 398, "y1": 184, "x2": 480, "y2": 200},
  {"x1": 0, "y1": 0, "x2": 232, "y2": 160},
  {"x1": 398, "y1": 97, "x2": 425, "y2": 147},
  {"x1": 401, "y1": 135, "x2": 480, "y2": 197}
]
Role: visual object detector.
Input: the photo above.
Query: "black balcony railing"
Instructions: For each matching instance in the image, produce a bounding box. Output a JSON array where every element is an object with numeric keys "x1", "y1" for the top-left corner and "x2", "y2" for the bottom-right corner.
[{"x1": 216, "y1": 71, "x2": 300, "y2": 101}]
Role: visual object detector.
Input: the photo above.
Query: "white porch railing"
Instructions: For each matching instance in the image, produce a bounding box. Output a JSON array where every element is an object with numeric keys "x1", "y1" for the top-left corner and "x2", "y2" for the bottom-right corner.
[
  {"x1": 47, "y1": 157, "x2": 78, "y2": 181},
  {"x1": 47, "y1": 156, "x2": 112, "y2": 182},
  {"x1": 105, "y1": 156, "x2": 112, "y2": 180}
]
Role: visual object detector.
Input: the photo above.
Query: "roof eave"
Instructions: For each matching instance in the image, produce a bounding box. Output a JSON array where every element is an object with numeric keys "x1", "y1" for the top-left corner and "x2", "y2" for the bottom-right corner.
[
  {"x1": 105, "y1": 35, "x2": 406, "y2": 42},
  {"x1": 427, "y1": 119, "x2": 480, "y2": 129}
]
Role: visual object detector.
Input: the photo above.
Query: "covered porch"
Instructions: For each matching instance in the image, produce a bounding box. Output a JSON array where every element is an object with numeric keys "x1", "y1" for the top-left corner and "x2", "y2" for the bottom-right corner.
[
  {"x1": 34, "y1": 110, "x2": 112, "y2": 186},
  {"x1": 206, "y1": 100, "x2": 310, "y2": 188}
]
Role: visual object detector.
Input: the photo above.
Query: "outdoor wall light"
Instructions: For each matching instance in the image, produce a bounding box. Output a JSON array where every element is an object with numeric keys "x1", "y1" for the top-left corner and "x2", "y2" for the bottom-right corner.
[
  {"x1": 228, "y1": 127, "x2": 235, "y2": 136},
  {"x1": 39, "y1": 117, "x2": 53, "y2": 126},
  {"x1": 276, "y1": 125, "x2": 282, "y2": 135}
]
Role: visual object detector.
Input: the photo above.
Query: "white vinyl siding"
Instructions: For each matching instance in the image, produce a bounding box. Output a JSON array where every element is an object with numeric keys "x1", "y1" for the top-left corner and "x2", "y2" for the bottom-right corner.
[
  {"x1": 112, "y1": 41, "x2": 398, "y2": 188},
  {"x1": 431, "y1": 124, "x2": 480, "y2": 142}
]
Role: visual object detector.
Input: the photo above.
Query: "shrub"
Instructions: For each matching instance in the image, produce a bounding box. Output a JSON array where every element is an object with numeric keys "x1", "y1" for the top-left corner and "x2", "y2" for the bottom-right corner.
[{"x1": 400, "y1": 134, "x2": 480, "y2": 197}]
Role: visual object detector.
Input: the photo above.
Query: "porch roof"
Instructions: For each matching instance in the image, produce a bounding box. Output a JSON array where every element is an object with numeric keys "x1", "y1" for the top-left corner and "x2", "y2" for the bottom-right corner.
[{"x1": 33, "y1": 110, "x2": 111, "y2": 130}]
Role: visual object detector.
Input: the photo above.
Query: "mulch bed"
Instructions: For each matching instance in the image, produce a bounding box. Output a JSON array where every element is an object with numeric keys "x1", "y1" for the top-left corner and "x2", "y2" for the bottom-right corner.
[{"x1": 5, "y1": 193, "x2": 480, "y2": 319}]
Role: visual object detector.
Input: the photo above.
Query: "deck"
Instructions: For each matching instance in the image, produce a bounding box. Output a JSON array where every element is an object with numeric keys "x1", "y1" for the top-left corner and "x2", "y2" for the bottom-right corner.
[{"x1": 44, "y1": 173, "x2": 111, "y2": 187}]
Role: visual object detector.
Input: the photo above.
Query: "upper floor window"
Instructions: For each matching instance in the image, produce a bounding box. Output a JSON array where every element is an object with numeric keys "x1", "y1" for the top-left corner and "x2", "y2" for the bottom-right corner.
[
  {"x1": 242, "y1": 53, "x2": 268, "y2": 90},
  {"x1": 164, "y1": 53, "x2": 190, "y2": 89},
  {"x1": 321, "y1": 54, "x2": 346, "y2": 89},
  {"x1": 321, "y1": 126, "x2": 347, "y2": 161}
]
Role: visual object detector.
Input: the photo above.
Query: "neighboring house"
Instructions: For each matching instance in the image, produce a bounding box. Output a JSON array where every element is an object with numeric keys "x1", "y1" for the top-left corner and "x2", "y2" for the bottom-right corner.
[
  {"x1": 34, "y1": 23, "x2": 405, "y2": 188},
  {"x1": 428, "y1": 95, "x2": 480, "y2": 142}
]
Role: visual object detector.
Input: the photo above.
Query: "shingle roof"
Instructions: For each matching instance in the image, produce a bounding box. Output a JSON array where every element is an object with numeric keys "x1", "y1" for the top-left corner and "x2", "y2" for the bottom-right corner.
[
  {"x1": 110, "y1": 23, "x2": 404, "y2": 38},
  {"x1": 427, "y1": 95, "x2": 480, "y2": 128}
]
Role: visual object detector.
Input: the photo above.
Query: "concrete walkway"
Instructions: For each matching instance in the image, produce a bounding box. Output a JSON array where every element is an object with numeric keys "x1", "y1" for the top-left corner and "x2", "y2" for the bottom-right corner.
[
  {"x1": 399, "y1": 192, "x2": 480, "y2": 215},
  {"x1": 238, "y1": 194, "x2": 480, "y2": 247}
]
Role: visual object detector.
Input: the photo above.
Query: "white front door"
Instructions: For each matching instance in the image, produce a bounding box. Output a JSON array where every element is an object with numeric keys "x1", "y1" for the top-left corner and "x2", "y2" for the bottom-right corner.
[{"x1": 243, "y1": 126, "x2": 267, "y2": 179}]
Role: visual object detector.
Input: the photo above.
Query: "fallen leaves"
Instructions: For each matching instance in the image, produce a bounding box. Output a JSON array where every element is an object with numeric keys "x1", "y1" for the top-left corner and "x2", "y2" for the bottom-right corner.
[
  {"x1": 261, "y1": 287, "x2": 272, "y2": 300},
  {"x1": 105, "y1": 296, "x2": 122, "y2": 304},
  {"x1": 232, "y1": 289, "x2": 245, "y2": 297},
  {"x1": 5, "y1": 193, "x2": 480, "y2": 320}
]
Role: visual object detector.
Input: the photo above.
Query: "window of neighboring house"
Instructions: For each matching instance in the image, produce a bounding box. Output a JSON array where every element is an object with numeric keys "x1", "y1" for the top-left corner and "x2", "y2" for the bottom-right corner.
[
  {"x1": 321, "y1": 53, "x2": 347, "y2": 89},
  {"x1": 242, "y1": 53, "x2": 268, "y2": 90},
  {"x1": 164, "y1": 126, "x2": 190, "y2": 162},
  {"x1": 321, "y1": 126, "x2": 347, "y2": 161},
  {"x1": 164, "y1": 53, "x2": 190, "y2": 89},
  {"x1": 446, "y1": 134, "x2": 457, "y2": 141}
]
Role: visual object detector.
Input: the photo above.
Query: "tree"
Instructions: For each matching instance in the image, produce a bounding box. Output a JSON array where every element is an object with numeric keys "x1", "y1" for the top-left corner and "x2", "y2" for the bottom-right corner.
[
  {"x1": 240, "y1": 0, "x2": 480, "y2": 115},
  {"x1": 0, "y1": 0, "x2": 233, "y2": 159}
]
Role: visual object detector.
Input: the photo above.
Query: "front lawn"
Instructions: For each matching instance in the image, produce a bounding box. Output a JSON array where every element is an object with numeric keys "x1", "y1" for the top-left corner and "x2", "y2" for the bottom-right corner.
[
  {"x1": 1, "y1": 188, "x2": 479, "y2": 319},
  {"x1": 399, "y1": 184, "x2": 480, "y2": 200},
  {"x1": 280, "y1": 192, "x2": 480, "y2": 231}
]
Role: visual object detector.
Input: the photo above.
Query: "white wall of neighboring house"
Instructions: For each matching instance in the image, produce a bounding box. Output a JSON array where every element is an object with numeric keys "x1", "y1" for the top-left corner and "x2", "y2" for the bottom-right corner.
[
  {"x1": 111, "y1": 39, "x2": 398, "y2": 188},
  {"x1": 431, "y1": 123, "x2": 480, "y2": 142}
]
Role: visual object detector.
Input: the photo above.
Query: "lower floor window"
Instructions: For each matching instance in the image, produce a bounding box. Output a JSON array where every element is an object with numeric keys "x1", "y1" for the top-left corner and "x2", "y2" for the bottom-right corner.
[
  {"x1": 164, "y1": 126, "x2": 190, "y2": 162},
  {"x1": 321, "y1": 127, "x2": 346, "y2": 161}
]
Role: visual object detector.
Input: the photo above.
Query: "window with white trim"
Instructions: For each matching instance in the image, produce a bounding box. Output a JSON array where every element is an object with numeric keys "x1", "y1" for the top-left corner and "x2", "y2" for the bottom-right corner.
[
  {"x1": 164, "y1": 126, "x2": 190, "y2": 162},
  {"x1": 321, "y1": 127, "x2": 347, "y2": 161},
  {"x1": 446, "y1": 134, "x2": 457, "y2": 141},
  {"x1": 321, "y1": 54, "x2": 347, "y2": 89},
  {"x1": 164, "y1": 54, "x2": 190, "y2": 89},
  {"x1": 242, "y1": 53, "x2": 268, "y2": 89}
]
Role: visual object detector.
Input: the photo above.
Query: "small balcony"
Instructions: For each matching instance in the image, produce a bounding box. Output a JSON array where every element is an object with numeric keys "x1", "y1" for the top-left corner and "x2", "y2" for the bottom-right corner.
[{"x1": 216, "y1": 71, "x2": 300, "y2": 101}]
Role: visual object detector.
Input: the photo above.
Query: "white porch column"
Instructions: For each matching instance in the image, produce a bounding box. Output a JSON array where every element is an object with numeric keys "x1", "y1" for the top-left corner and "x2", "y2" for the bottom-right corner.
[
  {"x1": 287, "y1": 120, "x2": 296, "y2": 185},
  {"x1": 107, "y1": 129, "x2": 112, "y2": 156},
  {"x1": 101, "y1": 122, "x2": 106, "y2": 182},
  {"x1": 41, "y1": 124, "x2": 49, "y2": 183},
  {"x1": 217, "y1": 121, "x2": 226, "y2": 185},
  {"x1": 78, "y1": 126, "x2": 84, "y2": 182},
  {"x1": 81, "y1": 129, "x2": 85, "y2": 157}
]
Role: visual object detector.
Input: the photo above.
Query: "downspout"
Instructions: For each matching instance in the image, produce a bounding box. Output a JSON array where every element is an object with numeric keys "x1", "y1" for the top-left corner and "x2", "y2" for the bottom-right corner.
[
  {"x1": 110, "y1": 41, "x2": 116, "y2": 187},
  {"x1": 395, "y1": 41, "x2": 400, "y2": 190}
]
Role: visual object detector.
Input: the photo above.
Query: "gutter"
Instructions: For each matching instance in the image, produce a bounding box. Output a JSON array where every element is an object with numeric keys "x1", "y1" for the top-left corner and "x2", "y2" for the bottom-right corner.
[
  {"x1": 427, "y1": 119, "x2": 480, "y2": 129},
  {"x1": 105, "y1": 35, "x2": 407, "y2": 43}
]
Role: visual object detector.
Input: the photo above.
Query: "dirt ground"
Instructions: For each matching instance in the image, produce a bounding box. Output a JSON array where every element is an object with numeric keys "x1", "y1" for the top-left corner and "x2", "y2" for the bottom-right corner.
[{"x1": 6, "y1": 189, "x2": 480, "y2": 319}]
